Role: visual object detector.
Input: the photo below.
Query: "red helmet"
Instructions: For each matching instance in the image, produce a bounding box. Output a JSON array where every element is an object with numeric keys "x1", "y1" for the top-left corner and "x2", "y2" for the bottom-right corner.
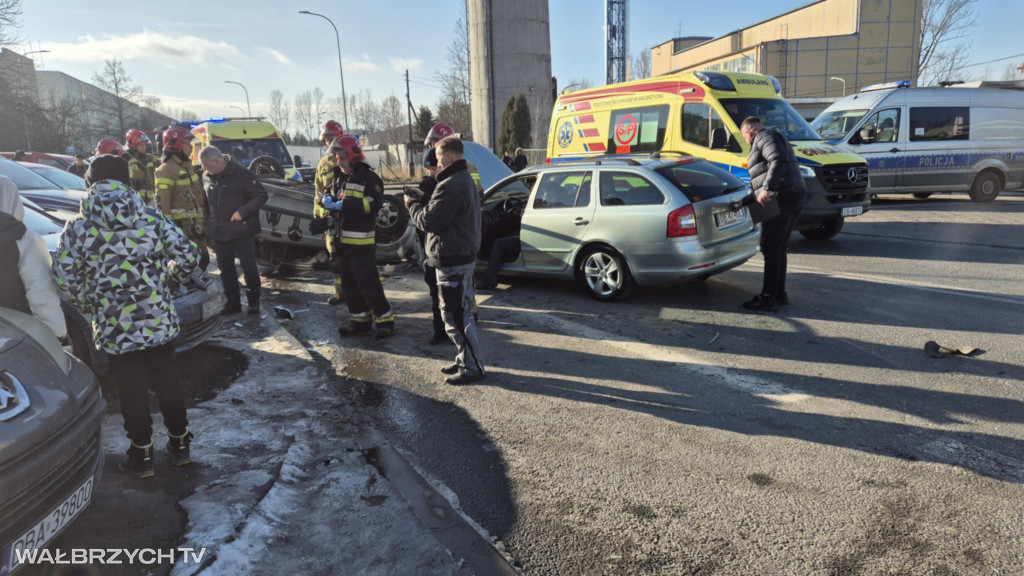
[
  {"x1": 423, "y1": 122, "x2": 454, "y2": 147},
  {"x1": 320, "y1": 120, "x2": 345, "y2": 146},
  {"x1": 94, "y1": 138, "x2": 125, "y2": 157},
  {"x1": 125, "y1": 129, "x2": 151, "y2": 149},
  {"x1": 162, "y1": 126, "x2": 195, "y2": 154},
  {"x1": 329, "y1": 135, "x2": 364, "y2": 163}
]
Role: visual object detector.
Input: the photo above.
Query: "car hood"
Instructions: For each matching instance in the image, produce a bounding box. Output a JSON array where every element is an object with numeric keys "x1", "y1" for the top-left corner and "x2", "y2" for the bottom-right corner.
[
  {"x1": 43, "y1": 232, "x2": 60, "y2": 254},
  {"x1": 464, "y1": 142, "x2": 513, "y2": 191}
]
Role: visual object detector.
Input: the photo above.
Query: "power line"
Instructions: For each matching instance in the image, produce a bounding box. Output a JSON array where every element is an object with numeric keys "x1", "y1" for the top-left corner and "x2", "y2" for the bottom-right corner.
[{"x1": 957, "y1": 52, "x2": 1024, "y2": 70}]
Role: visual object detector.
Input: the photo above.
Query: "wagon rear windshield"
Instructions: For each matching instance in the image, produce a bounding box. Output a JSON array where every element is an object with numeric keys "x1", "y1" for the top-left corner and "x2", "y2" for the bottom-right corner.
[{"x1": 656, "y1": 161, "x2": 749, "y2": 202}]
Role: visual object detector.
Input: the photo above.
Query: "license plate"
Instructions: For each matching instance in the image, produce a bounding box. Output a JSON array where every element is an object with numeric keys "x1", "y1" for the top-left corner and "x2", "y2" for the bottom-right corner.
[
  {"x1": 841, "y1": 206, "x2": 864, "y2": 217},
  {"x1": 714, "y1": 208, "x2": 746, "y2": 229},
  {"x1": 2, "y1": 476, "x2": 93, "y2": 575},
  {"x1": 202, "y1": 295, "x2": 223, "y2": 321}
]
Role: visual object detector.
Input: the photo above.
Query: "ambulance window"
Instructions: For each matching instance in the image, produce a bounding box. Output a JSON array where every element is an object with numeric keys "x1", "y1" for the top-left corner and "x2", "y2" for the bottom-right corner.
[
  {"x1": 682, "y1": 105, "x2": 728, "y2": 149},
  {"x1": 607, "y1": 105, "x2": 669, "y2": 154},
  {"x1": 909, "y1": 107, "x2": 969, "y2": 141}
]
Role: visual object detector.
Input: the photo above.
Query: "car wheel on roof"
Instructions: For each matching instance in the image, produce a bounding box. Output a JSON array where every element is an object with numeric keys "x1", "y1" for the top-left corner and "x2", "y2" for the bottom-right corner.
[
  {"x1": 250, "y1": 155, "x2": 286, "y2": 179},
  {"x1": 575, "y1": 245, "x2": 634, "y2": 302},
  {"x1": 376, "y1": 194, "x2": 410, "y2": 244}
]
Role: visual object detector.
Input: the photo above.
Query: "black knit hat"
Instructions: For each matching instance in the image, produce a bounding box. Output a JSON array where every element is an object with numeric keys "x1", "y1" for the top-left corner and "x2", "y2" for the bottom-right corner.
[{"x1": 84, "y1": 154, "x2": 130, "y2": 188}]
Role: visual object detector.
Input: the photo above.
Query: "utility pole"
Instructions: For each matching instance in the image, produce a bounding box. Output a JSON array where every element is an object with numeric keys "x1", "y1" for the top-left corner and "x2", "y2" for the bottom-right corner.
[{"x1": 405, "y1": 69, "x2": 415, "y2": 178}]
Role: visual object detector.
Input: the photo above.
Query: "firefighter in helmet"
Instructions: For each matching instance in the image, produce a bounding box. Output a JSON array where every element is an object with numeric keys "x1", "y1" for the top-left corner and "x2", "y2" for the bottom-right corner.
[
  {"x1": 125, "y1": 129, "x2": 157, "y2": 206},
  {"x1": 423, "y1": 122, "x2": 455, "y2": 148},
  {"x1": 315, "y1": 120, "x2": 345, "y2": 304},
  {"x1": 155, "y1": 127, "x2": 209, "y2": 270},
  {"x1": 319, "y1": 135, "x2": 395, "y2": 338},
  {"x1": 94, "y1": 138, "x2": 125, "y2": 158}
]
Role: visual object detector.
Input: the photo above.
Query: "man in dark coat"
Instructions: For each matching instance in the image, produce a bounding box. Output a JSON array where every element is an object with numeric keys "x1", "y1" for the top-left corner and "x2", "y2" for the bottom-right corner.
[
  {"x1": 739, "y1": 117, "x2": 807, "y2": 312},
  {"x1": 199, "y1": 146, "x2": 268, "y2": 315},
  {"x1": 67, "y1": 153, "x2": 89, "y2": 177},
  {"x1": 511, "y1": 147, "x2": 528, "y2": 173}
]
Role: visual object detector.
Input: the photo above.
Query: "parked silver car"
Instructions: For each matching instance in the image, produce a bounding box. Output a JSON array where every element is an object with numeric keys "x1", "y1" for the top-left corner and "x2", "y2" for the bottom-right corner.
[
  {"x1": 479, "y1": 156, "x2": 761, "y2": 301},
  {"x1": 0, "y1": 307, "x2": 105, "y2": 575}
]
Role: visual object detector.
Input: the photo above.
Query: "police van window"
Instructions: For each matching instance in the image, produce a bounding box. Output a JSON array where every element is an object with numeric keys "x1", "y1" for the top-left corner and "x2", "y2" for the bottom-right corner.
[
  {"x1": 970, "y1": 108, "x2": 1024, "y2": 140},
  {"x1": 860, "y1": 108, "x2": 901, "y2": 143},
  {"x1": 607, "y1": 105, "x2": 669, "y2": 154},
  {"x1": 909, "y1": 107, "x2": 969, "y2": 141},
  {"x1": 533, "y1": 171, "x2": 590, "y2": 209},
  {"x1": 599, "y1": 172, "x2": 665, "y2": 206}
]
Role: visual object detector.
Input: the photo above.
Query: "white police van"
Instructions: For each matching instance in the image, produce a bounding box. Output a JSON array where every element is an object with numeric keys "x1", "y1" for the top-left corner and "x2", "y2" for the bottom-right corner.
[{"x1": 811, "y1": 80, "x2": 1024, "y2": 201}]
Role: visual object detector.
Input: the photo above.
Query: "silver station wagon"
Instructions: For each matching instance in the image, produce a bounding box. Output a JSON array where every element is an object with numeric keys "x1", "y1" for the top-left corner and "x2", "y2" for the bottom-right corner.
[{"x1": 478, "y1": 156, "x2": 761, "y2": 301}]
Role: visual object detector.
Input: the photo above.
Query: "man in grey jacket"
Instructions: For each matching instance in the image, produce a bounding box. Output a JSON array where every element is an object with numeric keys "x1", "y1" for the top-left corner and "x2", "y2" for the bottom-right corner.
[
  {"x1": 406, "y1": 137, "x2": 486, "y2": 384},
  {"x1": 740, "y1": 117, "x2": 807, "y2": 312}
]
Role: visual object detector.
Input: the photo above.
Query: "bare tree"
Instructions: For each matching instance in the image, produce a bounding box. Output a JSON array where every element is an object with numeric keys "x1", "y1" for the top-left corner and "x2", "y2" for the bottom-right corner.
[
  {"x1": 918, "y1": 0, "x2": 977, "y2": 86},
  {"x1": 1001, "y1": 62, "x2": 1024, "y2": 82},
  {"x1": 139, "y1": 94, "x2": 162, "y2": 109},
  {"x1": 379, "y1": 94, "x2": 404, "y2": 145},
  {"x1": 0, "y1": 0, "x2": 22, "y2": 47},
  {"x1": 561, "y1": 77, "x2": 593, "y2": 93},
  {"x1": 435, "y1": 14, "x2": 472, "y2": 137},
  {"x1": 630, "y1": 49, "x2": 652, "y2": 80},
  {"x1": 311, "y1": 87, "x2": 328, "y2": 131},
  {"x1": 268, "y1": 89, "x2": 290, "y2": 133},
  {"x1": 352, "y1": 89, "x2": 380, "y2": 135},
  {"x1": 293, "y1": 90, "x2": 315, "y2": 142},
  {"x1": 91, "y1": 59, "x2": 142, "y2": 136},
  {"x1": 39, "y1": 91, "x2": 88, "y2": 152}
]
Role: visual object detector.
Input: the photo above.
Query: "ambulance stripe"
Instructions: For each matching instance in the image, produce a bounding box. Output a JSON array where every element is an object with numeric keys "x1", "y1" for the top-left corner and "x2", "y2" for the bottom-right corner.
[
  {"x1": 578, "y1": 130, "x2": 585, "y2": 138},
  {"x1": 577, "y1": 114, "x2": 595, "y2": 124},
  {"x1": 582, "y1": 128, "x2": 600, "y2": 138},
  {"x1": 588, "y1": 142, "x2": 607, "y2": 152},
  {"x1": 572, "y1": 102, "x2": 592, "y2": 111},
  {"x1": 583, "y1": 143, "x2": 590, "y2": 152}
]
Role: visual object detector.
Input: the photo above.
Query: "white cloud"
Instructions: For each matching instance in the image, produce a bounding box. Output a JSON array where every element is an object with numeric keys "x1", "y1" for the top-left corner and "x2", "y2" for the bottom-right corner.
[
  {"x1": 389, "y1": 57, "x2": 424, "y2": 72},
  {"x1": 257, "y1": 47, "x2": 293, "y2": 66},
  {"x1": 43, "y1": 31, "x2": 246, "y2": 65},
  {"x1": 343, "y1": 53, "x2": 381, "y2": 73}
]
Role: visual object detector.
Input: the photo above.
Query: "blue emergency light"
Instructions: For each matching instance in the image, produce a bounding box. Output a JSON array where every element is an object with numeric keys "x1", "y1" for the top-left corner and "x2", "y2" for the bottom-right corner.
[
  {"x1": 694, "y1": 71, "x2": 736, "y2": 92},
  {"x1": 860, "y1": 80, "x2": 911, "y2": 93}
]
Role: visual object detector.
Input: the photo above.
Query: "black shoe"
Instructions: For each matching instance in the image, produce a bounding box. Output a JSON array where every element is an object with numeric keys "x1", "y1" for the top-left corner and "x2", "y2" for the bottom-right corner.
[
  {"x1": 742, "y1": 294, "x2": 778, "y2": 312},
  {"x1": 339, "y1": 321, "x2": 372, "y2": 336},
  {"x1": 776, "y1": 291, "x2": 789, "y2": 306},
  {"x1": 441, "y1": 363, "x2": 461, "y2": 375},
  {"x1": 428, "y1": 333, "x2": 448, "y2": 346},
  {"x1": 247, "y1": 303, "x2": 260, "y2": 315},
  {"x1": 375, "y1": 322, "x2": 395, "y2": 339},
  {"x1": 167, "y1": 430, "x2": 193, "y2": 467},
  {"x1": 475, "y1": 280, "x2": 497, "y2": 291},
  {"x1": 223, "y1": 297, "x2": 242, "y2": 315},
  {"x1": 119, "y1": 444, "x2": 155, "y2": 479},
  {"x1": 446, "y1": 372, "x2": 486, "y2": 385},
  {"x1": 327, "y1": 295, "x2": 343, "y2": 306}
]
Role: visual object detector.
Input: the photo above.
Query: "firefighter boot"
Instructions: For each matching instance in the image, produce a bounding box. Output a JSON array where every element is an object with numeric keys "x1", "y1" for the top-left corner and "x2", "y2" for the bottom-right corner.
[
  {"x1": 339, "y1": 317, "x2": 373, "y2": 337},
  {"x1": 375, "y1": 315, "x2": 396, "y2": 339},
  {"x1": 119, "y1": 442, "x2": 155, "y2": 479},
  {"x1": 168, "y1": 429, "x2": 194, "y2": 467},
  {"x1": 223, "y1": 294, "x2": 242, "y2": 315}
]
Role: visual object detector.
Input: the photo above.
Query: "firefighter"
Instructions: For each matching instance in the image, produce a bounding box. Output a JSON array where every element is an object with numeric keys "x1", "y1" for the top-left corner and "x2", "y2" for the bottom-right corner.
[
  {"x1": 314, "y1": 120, "x2": 345, "y2": 305},
  {"x1": 125, "y1": 129, "x2": 157, "y2": 206},
  {"x1": 320, "y1": 135, "x2": 395, "y2": 338},
  {"x1": 423, "y1": 122, "x2": 455, "y2": 147},
  {"x1": 94, "y1": 138, "x2": 125, "y2": 158},
  {"x1": 155, "y1": 127, "x2": 209, "y2": 270}
]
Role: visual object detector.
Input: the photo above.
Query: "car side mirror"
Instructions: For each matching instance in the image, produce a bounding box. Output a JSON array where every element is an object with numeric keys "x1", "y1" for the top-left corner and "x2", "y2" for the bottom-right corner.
[
  {"x1": 710, "y1": 127, "x2": 728, "y2": 150},
  {"x1": 293, "y1": 155, "x2": 302, "y2": 167}
]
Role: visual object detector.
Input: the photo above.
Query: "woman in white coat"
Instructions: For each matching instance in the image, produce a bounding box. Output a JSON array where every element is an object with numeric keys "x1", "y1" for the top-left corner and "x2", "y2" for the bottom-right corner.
[{"x1": 0, "y1": 174, "x2": 68, "y2": 340}]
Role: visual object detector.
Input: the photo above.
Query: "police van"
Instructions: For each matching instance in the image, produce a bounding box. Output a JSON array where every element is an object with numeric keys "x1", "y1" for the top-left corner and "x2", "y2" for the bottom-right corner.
[
  {"x1": 811, "y1": 81, "x2": 1024, "y2": 201},
  {"x1": 547, "y1": 71, "x2": 871, "y2": 240}
]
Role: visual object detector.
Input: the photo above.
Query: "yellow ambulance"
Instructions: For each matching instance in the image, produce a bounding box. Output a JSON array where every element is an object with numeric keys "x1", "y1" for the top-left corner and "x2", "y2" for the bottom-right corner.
[
  {"x1": 547, "y1": 71, "x2": 871, "y2": 240},
  {"x1": 190, "y1": 117, "x2": 303, "y2": 182}
]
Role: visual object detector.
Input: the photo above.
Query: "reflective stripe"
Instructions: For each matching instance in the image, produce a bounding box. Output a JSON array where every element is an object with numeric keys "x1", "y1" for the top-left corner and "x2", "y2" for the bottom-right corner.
[
  {"x1": 169, "y1": 211, "x2": 203, "y2": 220},
  {"x1": 341, "y1": 230, "x2": 374, "y2": 239},
  {"x1": 345, "y1": 190, "x2": 364, "y2": 199},
  {"x1": 155, "y1": 178, "x2": 174, "y2": 186},
  {"x1": 346, "y1": 182, "x2": 365, "y2": 192},
  {"x1": 340, "y1": 237, "x2": 375, "y2": 246},
  {"x1": 363, "y1": 197, "x2": 371, "y2": 214},
  {"x1": 175, "y1": 178, "x2": 193, "y2": 185}
]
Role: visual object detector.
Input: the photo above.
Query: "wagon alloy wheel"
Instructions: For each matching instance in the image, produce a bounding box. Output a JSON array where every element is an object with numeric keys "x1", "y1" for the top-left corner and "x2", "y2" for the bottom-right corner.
[
  {"x1": 377, "y1": 202, "x2": 399, "y2": 228},
  {"x1": 577, "y1": 247, "x2": 634, "y2": 302}
]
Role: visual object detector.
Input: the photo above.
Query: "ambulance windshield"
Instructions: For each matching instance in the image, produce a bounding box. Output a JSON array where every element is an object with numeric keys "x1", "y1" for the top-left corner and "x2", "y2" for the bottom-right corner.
[
  {"x1": 212, "y1": 139, "x2": 294, "y2": 169},
  {"x1": 719, "y1": 98, "x2": 820, "y2": 141}
]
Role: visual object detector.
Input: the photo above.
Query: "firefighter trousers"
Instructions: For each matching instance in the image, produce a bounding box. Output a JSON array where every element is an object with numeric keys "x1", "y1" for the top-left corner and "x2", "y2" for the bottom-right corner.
[
  {"x1": 340, "y1": 243, "x2": 393, "y2": 322},
  {"x1": 326, "y1": 234, "x2": 343, "y2": 298}
]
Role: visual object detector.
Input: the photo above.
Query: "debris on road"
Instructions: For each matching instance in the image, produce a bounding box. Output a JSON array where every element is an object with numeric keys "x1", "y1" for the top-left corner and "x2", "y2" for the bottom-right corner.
[{"x1": 925, "y1": 341, "x2": 983, "y2": 358}]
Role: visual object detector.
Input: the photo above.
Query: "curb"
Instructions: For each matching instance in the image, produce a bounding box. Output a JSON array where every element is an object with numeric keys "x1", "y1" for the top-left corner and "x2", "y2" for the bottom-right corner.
[{"x1": 260, "y1": 312, "x2": 521, "y2": 576}]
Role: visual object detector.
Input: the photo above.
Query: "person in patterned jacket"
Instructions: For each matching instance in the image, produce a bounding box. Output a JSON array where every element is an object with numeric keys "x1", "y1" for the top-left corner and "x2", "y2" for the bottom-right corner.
[{"x1": 53, "y1": 154, "x2": 200, "y2": 479}]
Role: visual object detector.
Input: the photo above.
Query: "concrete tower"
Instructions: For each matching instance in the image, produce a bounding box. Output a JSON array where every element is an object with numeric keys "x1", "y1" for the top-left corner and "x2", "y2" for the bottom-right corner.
[{"x1": 468, "y1": 0, "x2": 554, "y2": 153}]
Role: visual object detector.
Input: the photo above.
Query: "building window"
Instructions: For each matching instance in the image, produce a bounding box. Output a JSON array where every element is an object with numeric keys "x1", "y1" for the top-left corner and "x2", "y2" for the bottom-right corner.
[{"x1": 909, "y1": 107, "x2": 970, "y2": 141}]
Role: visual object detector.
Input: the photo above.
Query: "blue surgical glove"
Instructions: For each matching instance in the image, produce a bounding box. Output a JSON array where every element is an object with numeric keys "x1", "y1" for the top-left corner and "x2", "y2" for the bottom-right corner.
[{"x1": 321, "y1": 195, "x2": 344, "y2": 210}]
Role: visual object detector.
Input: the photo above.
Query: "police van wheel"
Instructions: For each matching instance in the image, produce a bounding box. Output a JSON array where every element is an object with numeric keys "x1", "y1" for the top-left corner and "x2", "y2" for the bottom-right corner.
[
  {"x1": 968, "y1": 171, "x2": 1002, "y2": 202},
  {"x1": 799, "y1": 218, "x2": 844, "y2": 241},
  {"x1": 576, "y1": 246, "x2": 634, "y2": 302},
  {"x1": 912, "y1": 192, "x2": 932, "y2": 199}
]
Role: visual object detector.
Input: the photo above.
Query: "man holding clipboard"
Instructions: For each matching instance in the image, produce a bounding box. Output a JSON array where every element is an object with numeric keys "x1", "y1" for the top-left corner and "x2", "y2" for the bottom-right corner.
[{"x1": 730, "y1": 117, "x2": 807, "y2": 312}]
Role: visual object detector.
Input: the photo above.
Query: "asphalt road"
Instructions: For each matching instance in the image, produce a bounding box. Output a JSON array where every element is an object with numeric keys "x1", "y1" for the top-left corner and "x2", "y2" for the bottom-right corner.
[{"x1": 265, "y1": 192, "x2": 1024, "y2": 576}]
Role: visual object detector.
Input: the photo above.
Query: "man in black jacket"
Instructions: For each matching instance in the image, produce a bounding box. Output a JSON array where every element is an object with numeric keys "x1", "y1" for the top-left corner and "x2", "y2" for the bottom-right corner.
[
  {"x1": 406, "y1": 146, "x2": 446, "y2": 344},
  {"x1": 199, "y1": 146, "x2": 268, "y2": 315},
  {"x1": 740, "y1": 117, "x2": 807, "y2": 312},
  {"x1": 321, "y1": 135, "x2": 396, "y2": 338},
  {"x1": 406, "y1": 137, "x2": 485, "y2": 384},
  {"x1": 67, "y1": 153, "x2": 88, "y2": 178}
]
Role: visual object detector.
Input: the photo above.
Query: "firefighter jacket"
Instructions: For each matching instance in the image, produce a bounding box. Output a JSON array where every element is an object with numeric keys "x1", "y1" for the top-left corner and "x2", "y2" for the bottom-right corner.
[
  {"x1": 155, "y1": 154, "x2": 206, "y2": 240},
  {"x1": 313, "y1": 154, "x2": 338, "y2": 218},
  {"x1": 53, "y1": 179, "x2": 199, "y2": 355},
  {"x1": 126, "y1": 150, "x2": 158, "y2": 205},
  {"x1": 321, "y1": 162, "x2": 382, "y2": 246}
]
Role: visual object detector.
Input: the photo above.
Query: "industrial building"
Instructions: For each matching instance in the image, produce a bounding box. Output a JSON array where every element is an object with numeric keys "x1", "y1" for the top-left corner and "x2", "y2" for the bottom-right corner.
[{"x1": 652, "y1": 0, "x2": 923, "y2": 102}]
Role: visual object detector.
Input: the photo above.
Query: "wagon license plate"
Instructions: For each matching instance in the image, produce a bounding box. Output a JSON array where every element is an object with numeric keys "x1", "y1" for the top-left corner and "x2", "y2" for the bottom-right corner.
[
  {"x1": 202, "y1": 295, "x2": 224, "y2": 321},
  {"x1": 714, "y1": 209, "x2": 745, "y2": 228},
  {"x1": 841, "y1": 206, "x2": 864, "y2": 217},
  {"x1": 2, "y1": 476, "x2": 94, "y2": 575}
]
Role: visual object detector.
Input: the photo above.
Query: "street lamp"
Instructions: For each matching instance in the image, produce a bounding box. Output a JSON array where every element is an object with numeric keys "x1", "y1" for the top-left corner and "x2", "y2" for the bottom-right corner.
[
  {"x1": 299, "y1": 10, "x2": 349, "y2": 130},
  {"x1": 224, "y1": 80, "x2": 251, "y2": 116},
  {"x1": 229, "y1": 105, "x2": 247, "y2": 116},
  {"x1": 829, "y1": 76, "x2": 846, "y2": 97}
]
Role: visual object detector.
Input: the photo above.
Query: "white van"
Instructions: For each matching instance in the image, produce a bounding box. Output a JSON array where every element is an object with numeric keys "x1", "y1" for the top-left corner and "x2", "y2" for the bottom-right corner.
[{"x1": 811, "y1": 81, "x2": 1024, "y2": 201}]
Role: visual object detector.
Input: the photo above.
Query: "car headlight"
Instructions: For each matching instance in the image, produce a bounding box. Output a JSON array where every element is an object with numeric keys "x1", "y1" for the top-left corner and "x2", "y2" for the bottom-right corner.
[{"x1": 799, "y1": 165, "x2": 816, "y2": 178}]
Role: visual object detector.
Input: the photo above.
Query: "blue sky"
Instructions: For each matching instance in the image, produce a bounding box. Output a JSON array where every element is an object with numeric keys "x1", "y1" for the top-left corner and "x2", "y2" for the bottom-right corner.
[{"x1": 15, "y1": 0, "x2": 1022, "y2": 121}]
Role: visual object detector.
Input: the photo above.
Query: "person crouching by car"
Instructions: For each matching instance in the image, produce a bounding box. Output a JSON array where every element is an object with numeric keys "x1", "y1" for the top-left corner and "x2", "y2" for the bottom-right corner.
[
  {"x1": 406, "y1": 147, "x2": 447, "y2": 345},
  {"x1": 0, "y1": 175, "x2": 68, "y2": 341},
  {"x1": 198, "y1": 146, "x2": 268, "y2": 316},
  {"x1": 53, "y1": 155, "x2": 200, "y2": 479}
]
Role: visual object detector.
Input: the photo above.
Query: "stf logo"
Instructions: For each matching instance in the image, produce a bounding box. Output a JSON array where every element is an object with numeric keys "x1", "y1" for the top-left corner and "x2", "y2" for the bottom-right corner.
[{"x1": 557, "y1": 122, "x2": 574, "y2": 148}]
